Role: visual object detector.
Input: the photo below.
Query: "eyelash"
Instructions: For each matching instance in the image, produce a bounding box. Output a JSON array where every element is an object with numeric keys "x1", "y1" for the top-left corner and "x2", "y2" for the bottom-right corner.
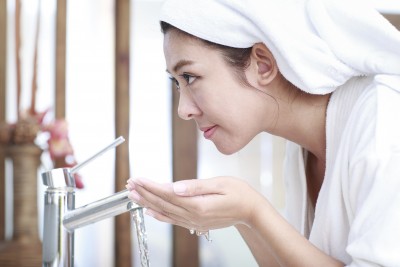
[
  {"x1": 169, "y1": 73, "x2": 197, "y2": 91},
  {"x1": 169, "y1": 77, "x2": 180, "y2": 90},
  {"x1": 180, "y1": 73, "x2": 196, "y2": 85}
]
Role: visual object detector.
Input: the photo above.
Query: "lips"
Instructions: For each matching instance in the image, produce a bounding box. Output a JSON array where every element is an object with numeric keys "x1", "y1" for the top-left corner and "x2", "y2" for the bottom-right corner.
[{"x1": 201, "y1": 126, "x2": 217, "y2": 139}]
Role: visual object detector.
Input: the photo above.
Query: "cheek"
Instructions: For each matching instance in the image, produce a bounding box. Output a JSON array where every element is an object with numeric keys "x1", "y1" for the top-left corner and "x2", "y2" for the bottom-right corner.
[
  {"x1": 190, "y1": 87, "x2": 222, "y2": 114},
  {"x1": 191, "y1": 78, "x2": 259, "y2": 125}
]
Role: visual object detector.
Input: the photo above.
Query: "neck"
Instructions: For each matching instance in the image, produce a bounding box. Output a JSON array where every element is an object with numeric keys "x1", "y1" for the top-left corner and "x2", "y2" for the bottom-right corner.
[{"x1": 269, "y1": 86, "x2": 331, "y2": 161}]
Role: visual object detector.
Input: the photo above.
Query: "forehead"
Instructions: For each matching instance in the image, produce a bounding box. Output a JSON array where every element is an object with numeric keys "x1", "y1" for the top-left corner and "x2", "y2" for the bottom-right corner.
[
  {"x1": 163, "y1": 29, "x2": 202, "y2": 53},
  {"x1": 163, "y1": 30, "x2": 221, "y2": 73}
]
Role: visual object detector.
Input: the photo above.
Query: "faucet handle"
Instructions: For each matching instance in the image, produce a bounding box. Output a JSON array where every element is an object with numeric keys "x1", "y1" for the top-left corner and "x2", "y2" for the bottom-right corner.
[
  {"x1": 42, "y1": 168, "x2": 76, "y2": 188},
  {"x1": 41, "y1": 136, "x2": 125, "y2": 188},
  {"x1": 70, "y1": 136, "x2": 125, "y2": 174}
]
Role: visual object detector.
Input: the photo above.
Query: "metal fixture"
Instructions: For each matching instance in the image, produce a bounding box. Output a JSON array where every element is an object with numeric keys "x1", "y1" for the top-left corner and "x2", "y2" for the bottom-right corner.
[{"x1": 41, "y1": 137, "x2": 142, "y2": 266}]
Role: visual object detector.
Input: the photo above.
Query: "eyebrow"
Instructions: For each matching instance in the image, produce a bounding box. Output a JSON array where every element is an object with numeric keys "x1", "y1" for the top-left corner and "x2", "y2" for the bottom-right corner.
[{"x1": 166, "y1": 59, "x2": 195, "y2": 74}]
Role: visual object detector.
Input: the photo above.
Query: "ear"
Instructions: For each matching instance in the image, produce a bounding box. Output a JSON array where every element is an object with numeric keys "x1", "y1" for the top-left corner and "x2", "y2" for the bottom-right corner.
[{"x1": 250, "y1": 43, "x2": 278, "y2": 86}]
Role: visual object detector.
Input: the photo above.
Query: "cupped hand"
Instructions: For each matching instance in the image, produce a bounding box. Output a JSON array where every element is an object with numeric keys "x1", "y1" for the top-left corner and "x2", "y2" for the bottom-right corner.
[{"x1": 126, "y1": 176, "x2": 265, "y2": 232}]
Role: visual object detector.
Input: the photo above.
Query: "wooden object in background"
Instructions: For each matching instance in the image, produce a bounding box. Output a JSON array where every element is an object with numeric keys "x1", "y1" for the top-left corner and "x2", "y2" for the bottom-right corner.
[
  {"x1": 0, "y1": 145, "x2": 42, "y2": 267},
  {"x1": 114, "y1": 0, "x2": 131, "y2": 266},
  {"x1": 55, "y1": 0, "x2": 67, "y2": 120},
  {"x1": 54, "y1": 0, "x2": 67, "y2": 168},
  {"x1": 0, "y1": 146, "x2": 5, "y2": 243},
  {"x1": 15, "y1": 0, "x2": 21, "y2": 119},
  {"x1": 0, "y1": 0, "x2": 7, "y2": 242},
  {"x1": 0, "y1": 0, "x2": 7, "y2": 122},
  {"x1": 171, "y1": 84, "x2": 199, "y2": 267},
  {"x1": 384, "y1": 13, "x2": 400, "y2": 30}
]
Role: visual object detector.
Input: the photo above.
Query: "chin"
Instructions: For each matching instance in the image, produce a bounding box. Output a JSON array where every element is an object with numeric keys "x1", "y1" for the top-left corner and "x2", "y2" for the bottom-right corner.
[{"x1": 214, "y1": 142, "x2": 243, "y2": 155}]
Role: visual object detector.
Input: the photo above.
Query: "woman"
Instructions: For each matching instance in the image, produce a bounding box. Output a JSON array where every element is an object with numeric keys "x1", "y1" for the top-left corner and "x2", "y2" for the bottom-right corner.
[{"x1": 127, "y1": 0, "x2": 400, "y2": 266}]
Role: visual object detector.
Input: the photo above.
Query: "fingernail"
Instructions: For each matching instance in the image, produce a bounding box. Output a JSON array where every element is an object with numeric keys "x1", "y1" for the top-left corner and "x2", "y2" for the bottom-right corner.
[
  {"x1": 173, "y1": 182, "x2": 187, "y2": 195},
  {"x1": 125, "y1": 184, "x2": 132, "y2": 190},
  {"x1": 128, "y1": 191, "x2": 140, "y2": 202}
]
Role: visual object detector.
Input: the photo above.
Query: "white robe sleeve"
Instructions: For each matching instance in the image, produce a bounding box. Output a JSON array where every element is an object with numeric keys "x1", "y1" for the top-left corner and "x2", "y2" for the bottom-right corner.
[{"x1": 345, "y1": 75, "x2": 400, "y2": 266}]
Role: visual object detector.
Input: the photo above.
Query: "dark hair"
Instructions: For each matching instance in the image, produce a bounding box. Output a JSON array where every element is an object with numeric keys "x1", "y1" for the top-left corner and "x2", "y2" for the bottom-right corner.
[{"x1": 160, "y1": 21, "x2": 253, "y2": 87}]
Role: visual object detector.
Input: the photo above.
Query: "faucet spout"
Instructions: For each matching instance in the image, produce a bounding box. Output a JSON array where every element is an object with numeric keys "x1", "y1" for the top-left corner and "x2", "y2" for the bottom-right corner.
[
  {"x1": 63, "y1": 189, "x2": 141, "y2": 232},
  {"x1": 41, "y1": 137, "x2": 148, "y2": 267}
]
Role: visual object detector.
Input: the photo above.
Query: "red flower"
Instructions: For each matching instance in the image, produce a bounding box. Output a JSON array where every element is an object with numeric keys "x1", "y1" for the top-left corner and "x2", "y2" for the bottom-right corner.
[
  {"x1": 43, "y1": 119, "x2": 69, "y2": 139},
  {"x1": 47, "y1": 138, "x2": 74, "y2": 160},
  {"x1": 41, "y1": 117, "x2": 84, "y2": 189}
]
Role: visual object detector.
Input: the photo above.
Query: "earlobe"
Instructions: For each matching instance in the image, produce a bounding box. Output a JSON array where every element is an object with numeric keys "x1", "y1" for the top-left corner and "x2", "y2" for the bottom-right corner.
[{"x1": 252, "y1": 43, "x2": 278, "y2": 86}]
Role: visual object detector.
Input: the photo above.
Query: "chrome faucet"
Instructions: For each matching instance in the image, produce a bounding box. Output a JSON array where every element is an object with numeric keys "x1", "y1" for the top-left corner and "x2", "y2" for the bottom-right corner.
[{"x1": 41, "y1": 137, "x2": 144, "y2": 267}]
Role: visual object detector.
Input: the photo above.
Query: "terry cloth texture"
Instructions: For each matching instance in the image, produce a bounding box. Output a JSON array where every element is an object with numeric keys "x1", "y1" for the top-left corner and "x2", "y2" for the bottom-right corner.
[
  {"x1": 284, "y1": 75, "x2": 400, "y2": 266},
  {"x1": 160, "y1": 0, "x2": 400, "y2": 94}
]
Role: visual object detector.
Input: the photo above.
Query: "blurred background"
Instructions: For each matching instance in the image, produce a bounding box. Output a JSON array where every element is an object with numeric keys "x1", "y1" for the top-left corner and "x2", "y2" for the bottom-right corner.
[{"x1": 0, "y1": 0, "x2": 399, "y2": 266}]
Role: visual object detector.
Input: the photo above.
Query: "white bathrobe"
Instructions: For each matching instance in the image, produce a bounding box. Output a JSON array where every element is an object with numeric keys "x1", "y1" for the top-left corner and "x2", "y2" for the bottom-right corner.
[{"x1": 284, "y1": 75, "x2": 400, "y2": 266}]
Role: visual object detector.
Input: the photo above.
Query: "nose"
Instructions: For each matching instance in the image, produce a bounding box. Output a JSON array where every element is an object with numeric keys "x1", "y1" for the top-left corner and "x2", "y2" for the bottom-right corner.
[{"x1": 177, "y1": 90, "x2": 201, "y2": 120}]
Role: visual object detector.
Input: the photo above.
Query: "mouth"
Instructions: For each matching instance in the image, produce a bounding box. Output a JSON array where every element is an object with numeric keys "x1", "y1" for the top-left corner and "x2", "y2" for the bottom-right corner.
[{"x1": 200, "y1": 126, "x2": 217, "y2": 139}]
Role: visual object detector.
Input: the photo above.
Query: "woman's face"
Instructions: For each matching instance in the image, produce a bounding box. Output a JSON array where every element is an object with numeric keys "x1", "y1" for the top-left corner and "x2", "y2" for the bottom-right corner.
[{"x1": 164, "y1": 30, "x2": 277, "y2": 155}]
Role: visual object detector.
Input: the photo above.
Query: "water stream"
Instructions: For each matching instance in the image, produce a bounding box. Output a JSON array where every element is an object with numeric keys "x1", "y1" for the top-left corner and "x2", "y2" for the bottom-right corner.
[{"x1": 130, "y1": 207, "x2": 150, "y2": 267}]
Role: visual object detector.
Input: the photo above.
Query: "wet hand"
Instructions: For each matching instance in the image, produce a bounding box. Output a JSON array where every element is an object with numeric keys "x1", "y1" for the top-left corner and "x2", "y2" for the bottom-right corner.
[{"x1": 126, "y1": 177, "x2": 263, "y2": 231}]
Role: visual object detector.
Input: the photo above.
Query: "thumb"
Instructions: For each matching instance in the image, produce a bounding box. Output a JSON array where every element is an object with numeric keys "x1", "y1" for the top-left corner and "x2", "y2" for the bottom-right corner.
[{"x1": 173, "y1": 179, "x2": 218, "y2": 196}]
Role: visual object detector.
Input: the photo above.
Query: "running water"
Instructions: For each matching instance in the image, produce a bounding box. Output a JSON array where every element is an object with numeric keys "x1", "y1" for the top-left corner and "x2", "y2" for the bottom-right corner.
[{"x1": 130, "y1": 207, "x2": 150, "y2": 267}]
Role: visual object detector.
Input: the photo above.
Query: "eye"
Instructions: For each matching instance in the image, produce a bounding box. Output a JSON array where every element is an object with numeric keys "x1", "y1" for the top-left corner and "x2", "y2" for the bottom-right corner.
[
  {"x1": 180, "y1": 73, "x2": 197, "y2": 86},
  {"x1": 169, "y1": 76, "x2": 180, "y2": 90}
]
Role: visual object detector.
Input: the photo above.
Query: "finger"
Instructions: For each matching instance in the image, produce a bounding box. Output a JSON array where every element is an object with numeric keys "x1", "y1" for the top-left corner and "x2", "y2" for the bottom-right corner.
[
  {"x1": 133, "y1": 177, "x2": 193, "y2": 206},
  {"x1": 132, "y1": 182, "x2": 216, "y2": 228},
  {"x1": 132, "y1": 178, "x2": 214, "y2": 214},
  {"x1": 125, "y1": 183, "x2": 133, "y2": 191},
  {"x1": 132, "y1": 177, "x2": 223, "y2": 199},
  {"x1": 132, "y1": 178, "x2": 171, "y2": 197},
  {"x1": 146, "y1": 208, "x2": 212, "y2": 233},
  {"x1": 131, "y1": 179, "x2": 175, "y2": 206},
  {"x1": 130, "y1": 184, "x2": 190, "y2": 221},
  {"x1": 145, "y1": 208, "x2": 194, "y2": 230},
  {"x1": 173, "y1": 177, "x2": 224, "y2": 197},
  {"x1": 132, "y1": 188, "x2": 198, "y2": 228},
  {"x1": 131, "y1": 177, "x2": 229, "y2": 224},
  {"x1": 126, "y1": 178, "x2": 136, "y2": 190}
]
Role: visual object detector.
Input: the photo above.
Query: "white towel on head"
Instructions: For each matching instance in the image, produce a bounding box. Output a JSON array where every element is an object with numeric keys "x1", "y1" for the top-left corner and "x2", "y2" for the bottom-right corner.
[{"x1": 160, "y1": 0, "x2": 400, "y2": 94}]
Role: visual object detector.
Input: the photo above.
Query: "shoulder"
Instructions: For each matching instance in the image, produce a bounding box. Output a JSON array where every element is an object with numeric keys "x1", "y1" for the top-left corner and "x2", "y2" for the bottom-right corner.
[
  {"x1": 337, "y1": 76, "x2": 400, "y2": 265},
  {"x1": 333, "y1": 75, "x2": 400, "y2": 205},
  {"x1": 344, "y1": 75, "x2": 400, "y2": 158},
  {"x1": 326, "y1": 75, "x2": 400, "y2": 192}
]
